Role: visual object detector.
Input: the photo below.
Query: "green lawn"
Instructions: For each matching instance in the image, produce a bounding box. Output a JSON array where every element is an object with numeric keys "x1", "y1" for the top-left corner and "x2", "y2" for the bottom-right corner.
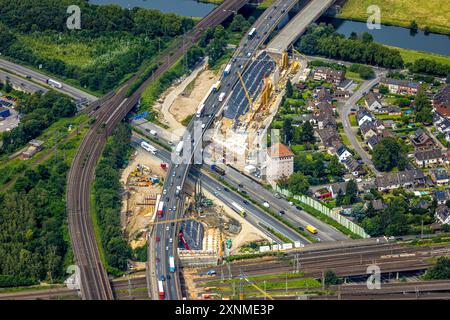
[
  {"x1": 18, "y1": 33, "x2": 136, "y2": 68},
  {"x1": 338, "y1": 0, "x2": 450, "y2": 34},
  {"x1": 384, "y1": 45, "x2": 450, "y2": 66}
]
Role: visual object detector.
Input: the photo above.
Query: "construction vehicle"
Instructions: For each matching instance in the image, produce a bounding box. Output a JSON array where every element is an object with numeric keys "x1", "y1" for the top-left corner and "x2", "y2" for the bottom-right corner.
[
  {"x1": 211, "y1": 164, "x2": 226, "y2": 176},
  {"x1": 160, "y1": 163, "x2": 168, "y2": 170}
]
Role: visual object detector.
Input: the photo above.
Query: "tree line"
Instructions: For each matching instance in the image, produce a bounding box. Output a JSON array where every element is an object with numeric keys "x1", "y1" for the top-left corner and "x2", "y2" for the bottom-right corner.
[
  {"x1": 0, "y1": 91, "x2": 77, "y2": 155},
  {"x1": 297, "y1": 23, "x2": 404, "y2": 69},
  {"x1": 93, "y1": 123, "x2": 132, "y2": 274}
]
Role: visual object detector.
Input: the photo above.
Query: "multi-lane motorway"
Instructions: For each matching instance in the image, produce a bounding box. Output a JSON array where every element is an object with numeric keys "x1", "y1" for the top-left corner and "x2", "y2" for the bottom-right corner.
[
  {"x1": 152, "y1": 0, "x2": 326, "y2": 301},
  {"x1": 0, "y1": 58, "x2": 98, "y2": 103},
  {"x1": 65, "y1": 0, "x2": 253, "y2": 300}
]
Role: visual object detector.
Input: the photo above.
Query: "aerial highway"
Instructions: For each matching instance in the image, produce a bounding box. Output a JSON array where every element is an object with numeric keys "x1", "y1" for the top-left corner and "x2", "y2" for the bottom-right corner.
[
  {"x1": 152, "y1": 0, "x2": 333, "y2": 301},
  {"x1": 66, "y1": 0, "x2": 253, "y2": 300},
  {"x1": 0, "y1": 58, "x2": 98, "y2": 104},
  {"x1": 131, "y1": 135, "x2": 306, "y2": 244},
  {"x1": 0, "y1": 70, "x2": 48, "y2": 94}
]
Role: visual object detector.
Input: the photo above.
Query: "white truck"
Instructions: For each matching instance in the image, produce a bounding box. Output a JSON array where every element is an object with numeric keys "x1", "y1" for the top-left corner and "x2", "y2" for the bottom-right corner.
[
  {"x1": 140, "y1": 141, "x2": 157, "y2": 155},
  {"x1": 175, "y1": 141, "x2": 184, "y2": 154},
  {"x1": 218, "y1": 92, "x2": 226, "y2": 102}
]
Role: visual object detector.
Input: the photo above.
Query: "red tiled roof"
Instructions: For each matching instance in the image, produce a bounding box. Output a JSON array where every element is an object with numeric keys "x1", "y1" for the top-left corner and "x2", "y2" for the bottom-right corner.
[{"x1": 268, "y1": 143, "x2": 294, "y2": 158}]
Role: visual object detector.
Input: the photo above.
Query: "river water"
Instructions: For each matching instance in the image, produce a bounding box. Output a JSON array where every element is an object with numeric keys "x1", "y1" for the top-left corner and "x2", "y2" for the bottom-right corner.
[
  {"x1": 89, "y1": 0, "x2": 217, "y2": 17},
  {"x1": 320, "y1": 17, "x2": 450, "y2": 57}
]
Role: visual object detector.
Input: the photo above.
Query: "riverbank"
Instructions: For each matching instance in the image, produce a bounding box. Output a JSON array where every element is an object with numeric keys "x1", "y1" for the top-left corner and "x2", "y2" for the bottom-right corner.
[
  {"x1": 200, "y1": 0, "x2": 274, "y2": 9},
  {"x1": 385, "y1": 46, "x2": 450, "y2": 66},
  {"x1": 338, "y1": 0, "x2": 450, "y2": 34}
]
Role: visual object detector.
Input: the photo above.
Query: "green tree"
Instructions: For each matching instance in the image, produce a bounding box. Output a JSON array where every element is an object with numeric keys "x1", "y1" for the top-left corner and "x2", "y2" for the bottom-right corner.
[
  {"x1": 282, "y1": 118, "x2": 294, "y2": 144},
  {"x1": 423, "y1": 257, "x2": 450, "y2": 280},
  {"x1": 285, "y1": 78, "x2": 293, "y2": 98},
  {"x1": 288, "y1": 172, "x2": 310, "y2": 195},
  {"x1": 299, "y1": 121, "x2": 315, "y2": 144},
  {"x1": 410, "y1": 20, "x2": 418, "y2": 32},
  {"x1": 372, "y1": 137, "x2": 407, "y2": 172},
  {"x1": 324, "y1": 270, "x2": 343, "y2": 287},
  {"x1": 343, "y1": 179, "x2": 358, "y2": 205}
]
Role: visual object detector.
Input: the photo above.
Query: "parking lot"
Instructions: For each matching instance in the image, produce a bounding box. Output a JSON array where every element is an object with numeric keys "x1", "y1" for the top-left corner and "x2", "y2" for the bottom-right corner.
[{"x1": 0, "y1": 96, "x2": 20, "y2": 132}]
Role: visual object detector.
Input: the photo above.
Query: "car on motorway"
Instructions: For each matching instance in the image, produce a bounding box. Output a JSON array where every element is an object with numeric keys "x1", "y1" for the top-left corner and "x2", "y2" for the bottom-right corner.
[
  {"x1": 224, "y1": 187, "x2": 229, "y2": 192},
  {"x1": 172, "y1": 172, "x2": 176, "y2": 177},
  {"x1": 288, "y1": 201, "x2": 293, "y2": 206},
  {"x1": 166, "y1": 274, "x2": 171, "y2": 280},
  {"x1": 274, "y1": 193, "x2": 281, "y2": 199},
  {"x1": 173, "y1": 205, "x2": 177, "y2": 211},
  {"x1": 156, "y1": 236, "x2": 160, "y2": 242},
  {"x1": 238, "y1": 184, "x2": 244, "y2": 188},
  {"x1": 295, "y1": 205, "x2": 303, "y2": 211},
  {"x1": 166, "y1": 226, "x2": 169, "y2": 231},
  {"x1": 243, "y1": 200, "x2": 249, "y2": 205},
  {"x1": 279, "y1": 210, "x2": 285, "y2": 215},
  {"x1": 163, "y1": 189, "x2": 167, "y2": 195},
  {"x1": 166, "y1": 246, "x2": 169, "y2": 251},
  {"x1": 171, "y1": 222, "x2": 175, "y2": 227},
  {"x1": 159, "y1": 275, "x2": 165, "y2": 281},
  {"x1": 240, "y1": 190, "x2": 247, "y2": 195},
  {"x1": 216, "y1": 187, "x2": 221, "y2": 191},
  {"x1": 263, "y1": 202, "x2": 270, "y2": 208}
]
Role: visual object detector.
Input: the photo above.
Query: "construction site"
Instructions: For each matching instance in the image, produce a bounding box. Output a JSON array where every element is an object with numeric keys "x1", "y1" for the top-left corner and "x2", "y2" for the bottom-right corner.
[
  {"x1": 121, "y1": 143, "x2": 271, "y2": 269},
  {"x1": 209, "y1": 49, "x2": 307, "y2": 174}
]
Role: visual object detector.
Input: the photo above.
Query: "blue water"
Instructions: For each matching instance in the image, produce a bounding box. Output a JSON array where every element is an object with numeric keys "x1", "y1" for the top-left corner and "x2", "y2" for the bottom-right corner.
[
  {"x1": 89, "y1": 0, "x2": 217, "y2": 17},
  {"x1": 321, "y1": 17, "x2": 450, "y2": 57}
]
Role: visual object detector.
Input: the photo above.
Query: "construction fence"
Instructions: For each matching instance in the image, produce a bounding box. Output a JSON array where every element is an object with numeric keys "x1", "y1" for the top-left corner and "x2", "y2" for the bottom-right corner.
[{"x1": 274, "y1": 186, "x2": 370, "y2": 238}]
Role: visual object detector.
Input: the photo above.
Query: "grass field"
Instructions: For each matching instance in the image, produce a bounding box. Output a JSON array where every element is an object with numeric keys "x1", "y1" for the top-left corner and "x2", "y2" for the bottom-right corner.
[
  {"x1": 384, "y1": 45, "x2": 450, "y2": 66},
  {"x1": 18, "y1": 33, "x2": 143, "y2": 68},
  {"x1": 338, "y1": 0, "x2": 450, "y2": 34}
]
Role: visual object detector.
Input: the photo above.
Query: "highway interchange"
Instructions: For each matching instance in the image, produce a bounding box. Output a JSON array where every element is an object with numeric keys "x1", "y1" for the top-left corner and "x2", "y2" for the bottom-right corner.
[
  {"x1": 0, "y1": 0, "x2": 371, "y2": 301},
  {"x1": 151, "y1": 0, "x2": 320, "y2": 300}
]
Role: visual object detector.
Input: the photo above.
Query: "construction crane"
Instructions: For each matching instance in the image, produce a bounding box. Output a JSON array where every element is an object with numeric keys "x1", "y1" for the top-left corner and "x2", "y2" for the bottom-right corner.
[
  {"x1": 236, "y1": 71, "x2": 255, "y2": 113},
  {"x1": 148, "y1": 217, "x2": 192, "y2": 225},
  {"x1": 291, "y1": 46, "x2": 308, "y2": 61},
  {"x1": 239, "y1": 271, "x2": 274, "y2": 300}
]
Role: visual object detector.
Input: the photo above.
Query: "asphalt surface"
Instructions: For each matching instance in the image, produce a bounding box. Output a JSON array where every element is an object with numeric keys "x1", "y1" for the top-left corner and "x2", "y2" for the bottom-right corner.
[
  {"x1": 152, "y1": 0, "x2": 306, "y2": 300},
  {"x1": 0, "y1": 58, "x2": 98, "y2": 104},
  {"x1": 338, "y1": 76, "x2": 382, "y2": 175},
  {"x1": 0, "y1": 70, "x2": 48, "y2": 94},
  {"x1": 267, "y1": 0, "x2": 335, "y2": 54},
  {"x1": 131, "y1": 134, "x2": 303, "y2": 244},
  {"x1": 66, "y1": 0, "x2": 251, "y2": 300}
]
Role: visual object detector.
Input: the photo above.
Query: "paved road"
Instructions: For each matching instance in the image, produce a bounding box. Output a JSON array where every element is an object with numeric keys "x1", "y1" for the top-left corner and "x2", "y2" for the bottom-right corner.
[
  {"x1": 0, "y1": 58, "x2": 98, "y2": 103},
  {"x1": 338, "y1": 77, "x2": 382, "y2": 175},
  {"x1": 132, "y1": 134, "x2": 306, "y2": 244},
  {"x1": 267, "y1": 0, "x2": 335, "y2": 54},
  {"x1": 153, "y1": 0, "x2": 306, "y2": 300},
  {"x1": 0, "y1": 70, "x2": 48, "y2": 94}
]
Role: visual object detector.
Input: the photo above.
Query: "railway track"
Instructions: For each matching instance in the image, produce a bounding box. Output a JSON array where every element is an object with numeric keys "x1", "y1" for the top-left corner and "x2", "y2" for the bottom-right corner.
[{"x1": 66, "y1": 0, "x2": 251, "y2": 300}]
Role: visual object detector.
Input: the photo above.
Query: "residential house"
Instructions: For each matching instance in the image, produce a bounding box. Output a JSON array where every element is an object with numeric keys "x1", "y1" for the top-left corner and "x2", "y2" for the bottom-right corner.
[
  {"x1": 430, "y1": 168, "x2": 450, "y2": 185},
  {"x1": 336, "y1": 145, "x2": 352, "y2": 162},
  {"x1": 414, "y1": 149, "x2": 444, "y2": 167},
  {"x1": 436, "y1": 205, "x2": 450, "y2": 224},
  {"x1": 313, "y1": 67, "x2": 346, "y2": 85},
  {"x1": 360, "y1": 121, "x2": 378, "y2": 140},
  {"x1": 433, "y1": 85, "x2": 450, "y2": 117},
  {"x1": 316, "y1": 87, "x2": 333, "y2": 104},
  {"x1": 367, "y1": 134, "x2": 381, "y2": 150},
  {"x1": 409, "y1": 128, "x2": 435, "y2": 150},
  {"x1": 375, "y1": 169, "x2": 426, "y2": 191},
  {"x1": 329, "y1": 182, "x2": 348, "y2": 198},
  {"x1": 337, "y1": 78, "x2": 354, "y2": 91},
  {"x1": 314, "y1": 109, "x2": 336, "y2": 130},
  {"x1": 333, "y1": 90, "x2": 350, "y2": 99},
  {"x1": 380, "y1": 77, "x2": 421, "y2": 95},
  {"x1": 365, "y1": 199, "x2": 386, "y2": 211},
  {"x1": 356, "y1": 108, "x2": 374, "y2": 126},
  {"x1": 434, "y1": 190, "x2": 450, "y2": 205},
  {"x1": 317, "y1": 128, "x2": 342, "y2": 149},
  {"x1": 343, "y1": 156, "x2": 364, "y2": 177},
  {"x1": 365, "y1": 92, "x2": 383, "y2": 111}
]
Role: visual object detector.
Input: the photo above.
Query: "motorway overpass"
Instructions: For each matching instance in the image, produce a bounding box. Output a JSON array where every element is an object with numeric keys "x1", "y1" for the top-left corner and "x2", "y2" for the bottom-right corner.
[
  {"x1": 66, "y1": 0, "x2": 253, "y2": 301},
  {"x1": 267, "y1": 0, "x2": 336, "y2": 55},
  {"x1": 152, "y1": 0, "x2": 317, "y2": 301}
]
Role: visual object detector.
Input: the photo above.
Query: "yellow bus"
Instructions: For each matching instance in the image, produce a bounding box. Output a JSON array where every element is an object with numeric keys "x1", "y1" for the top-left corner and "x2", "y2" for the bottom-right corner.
[{"x1": 306, "y1": 225, "x2": 317, "y2": 234}]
